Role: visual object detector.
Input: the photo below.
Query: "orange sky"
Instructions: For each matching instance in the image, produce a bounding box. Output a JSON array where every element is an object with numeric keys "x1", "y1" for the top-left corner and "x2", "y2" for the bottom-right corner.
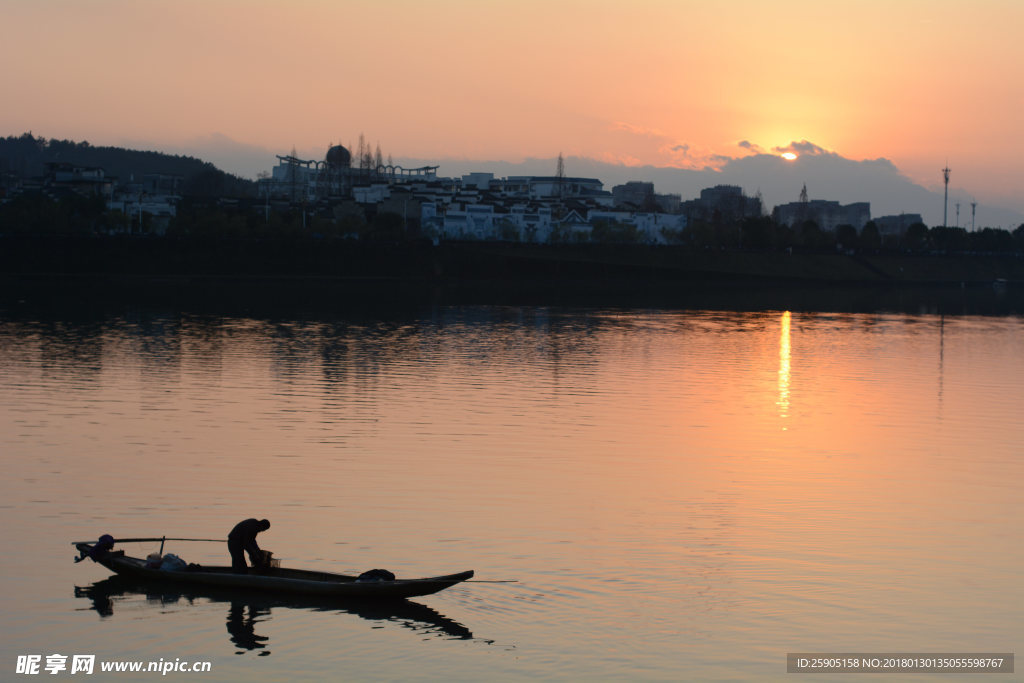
[{"x1": 1, "y1": 0, "x2": 1021, "y2": 207}]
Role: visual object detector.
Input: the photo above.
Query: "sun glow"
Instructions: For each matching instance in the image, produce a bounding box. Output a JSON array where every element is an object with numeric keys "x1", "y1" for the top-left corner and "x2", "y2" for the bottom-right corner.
[{"x1": 781, "y1": 152, "x2": 797, "y2": 161}]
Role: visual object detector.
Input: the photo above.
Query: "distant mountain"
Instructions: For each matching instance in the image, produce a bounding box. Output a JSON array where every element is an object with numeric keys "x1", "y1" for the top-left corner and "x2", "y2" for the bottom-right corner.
[
  {"x1": 0, "y1": 133, "x2": 255, "y2": 197},
  {"x1": 118, "y1": 133, "x2": 279, "y2": 184}
]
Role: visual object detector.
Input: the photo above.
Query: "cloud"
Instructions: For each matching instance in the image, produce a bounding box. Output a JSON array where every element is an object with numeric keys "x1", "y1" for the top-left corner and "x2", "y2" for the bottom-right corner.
[
  {"x1": 607, "y1": 121, "x2": 729, "y2": 171},
  {"x1": 610, "y1": 121, "x2": 665, "y2": 138},
  {"x1": 597, "y1": 151, "x2": 645, "y2": 167},
  {"x1": 738, "y1": 140, "x2": 761, "y2": 152},
  {"x1": 771, "y1": 140, "x2": 834, "y2": 157}
]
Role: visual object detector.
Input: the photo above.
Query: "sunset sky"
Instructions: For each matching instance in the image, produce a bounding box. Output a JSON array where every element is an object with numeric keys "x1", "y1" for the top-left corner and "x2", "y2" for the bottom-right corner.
[{"x1": 2, "y1": 0, "x2": 1021, "y2": 212}]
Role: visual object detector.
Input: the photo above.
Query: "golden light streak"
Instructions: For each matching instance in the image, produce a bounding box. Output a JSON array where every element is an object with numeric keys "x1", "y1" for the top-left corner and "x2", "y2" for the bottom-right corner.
[{"x1": 777, "y1": 310, "x2": 791, "y2": 426}]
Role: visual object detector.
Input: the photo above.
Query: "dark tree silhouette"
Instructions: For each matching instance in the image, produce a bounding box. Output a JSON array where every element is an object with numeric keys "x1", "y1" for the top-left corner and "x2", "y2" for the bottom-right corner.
[
  {"x1": 901, "y1": 222, "x2": 929, "y2": 251},
  {"x1": 860, "y1": 221, "x2": 881, "y2": 249},
  {"x1": 835, "y1": 224, "x2": 858, "y2": 250}
]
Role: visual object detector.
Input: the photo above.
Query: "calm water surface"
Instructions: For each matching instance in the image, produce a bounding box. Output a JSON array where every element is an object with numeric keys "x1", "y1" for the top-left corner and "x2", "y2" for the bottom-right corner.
[{"x1": 1, "y1": 298, "x2": 1021, "y2": 681}]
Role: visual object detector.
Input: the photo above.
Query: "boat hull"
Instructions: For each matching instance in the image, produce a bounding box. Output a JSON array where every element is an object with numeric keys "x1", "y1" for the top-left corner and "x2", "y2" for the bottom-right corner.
[{"x1": 75, "y1": 543, "x2": 473, "y2": 600}]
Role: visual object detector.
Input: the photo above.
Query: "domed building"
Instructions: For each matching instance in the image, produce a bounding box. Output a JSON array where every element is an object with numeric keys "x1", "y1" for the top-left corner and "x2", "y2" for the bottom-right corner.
[{"x1": 325, "y1": 145, "x2": 351, "y2": 169}]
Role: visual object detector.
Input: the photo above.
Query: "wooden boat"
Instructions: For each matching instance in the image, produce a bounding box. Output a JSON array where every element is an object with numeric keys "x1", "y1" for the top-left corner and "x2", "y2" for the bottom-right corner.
[{"x1": 74, "y1": 541, "x2": 473, "y2": 600}]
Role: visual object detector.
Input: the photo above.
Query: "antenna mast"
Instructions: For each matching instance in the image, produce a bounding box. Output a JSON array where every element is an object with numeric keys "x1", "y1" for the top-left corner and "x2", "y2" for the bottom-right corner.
[
  {"x1": 798, "y1": 183, "x2": 809, "y2": 225},
  {"x1": 970, "y1": 200, "x2": 977, "y2": 232},
  {"x1": 942, "y1": 164, "x2": 951, "y2": 227},
  {"x1": 555, "y1": 152, "x2": 566, "y2": 199}
]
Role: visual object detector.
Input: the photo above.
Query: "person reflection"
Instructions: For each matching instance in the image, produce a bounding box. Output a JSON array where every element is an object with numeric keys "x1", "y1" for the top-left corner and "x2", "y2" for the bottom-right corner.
[
  {"x1": 226, "y1": 601, "x2": 270, "y2": 654},
  {"x1": 73, "y1": 584, "x2": 114, "y2": 617}
]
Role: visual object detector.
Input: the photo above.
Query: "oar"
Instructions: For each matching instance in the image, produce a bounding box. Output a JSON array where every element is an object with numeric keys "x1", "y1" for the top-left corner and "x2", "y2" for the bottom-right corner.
[
  {"x1": 71, "y1": 537, "x2": 226, "y2": 544},
  {"x1": 72, "y1": 536, "x2": 227, "y2": 555}
]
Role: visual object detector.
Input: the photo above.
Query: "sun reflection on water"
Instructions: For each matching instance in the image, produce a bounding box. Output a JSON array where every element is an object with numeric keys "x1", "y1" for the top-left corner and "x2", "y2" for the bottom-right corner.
[{"x1": 777, "y1": 310, "x2": 791, "y2": 425}]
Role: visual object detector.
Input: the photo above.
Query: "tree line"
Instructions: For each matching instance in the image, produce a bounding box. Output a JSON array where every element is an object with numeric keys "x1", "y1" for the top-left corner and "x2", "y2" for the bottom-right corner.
[
  {"x1": 669, "y1": 216, "x2": 1024, "y2": 254},
  {"x1": 3, "y1": 191, "x2": 1024, "y2": 254}
]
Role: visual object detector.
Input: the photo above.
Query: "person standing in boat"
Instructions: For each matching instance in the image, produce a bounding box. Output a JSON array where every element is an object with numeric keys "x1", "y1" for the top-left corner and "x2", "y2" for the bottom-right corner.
[{"x1": 228, "y1": 518, "x2": 271, "y2": 573}]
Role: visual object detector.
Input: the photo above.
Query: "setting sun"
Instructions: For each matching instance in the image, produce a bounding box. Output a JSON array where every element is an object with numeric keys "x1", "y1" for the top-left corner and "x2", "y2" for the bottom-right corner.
[{"x1": 781, "y1": 152, "x2": 798, "y2": 161}]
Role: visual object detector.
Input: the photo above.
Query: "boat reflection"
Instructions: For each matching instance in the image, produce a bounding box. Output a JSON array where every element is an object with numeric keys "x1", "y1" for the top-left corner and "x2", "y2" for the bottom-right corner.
[{"x1": 74, "y1": 576, "x2": 474, "y2": 651}]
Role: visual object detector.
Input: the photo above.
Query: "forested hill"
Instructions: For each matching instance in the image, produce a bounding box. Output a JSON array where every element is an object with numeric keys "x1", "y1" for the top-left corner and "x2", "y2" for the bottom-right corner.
[{"x1": 0, "y1": 133, "x2": 255, "y2": 197}]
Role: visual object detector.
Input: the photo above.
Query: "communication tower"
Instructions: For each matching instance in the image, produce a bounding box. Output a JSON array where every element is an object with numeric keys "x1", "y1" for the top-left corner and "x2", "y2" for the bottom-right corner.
[
  {"x1": 942, "y1": 164, "x2": 951, "y2": 227},
  {"x1": 970, "y1": 200, "x2": 977, "y2": 232},
  {"x1": 555, "y1": 152, "x2": 566, "y2": 199},
  {"x1": 798, "y1": 183, "x2": 809, "y2": 225}
]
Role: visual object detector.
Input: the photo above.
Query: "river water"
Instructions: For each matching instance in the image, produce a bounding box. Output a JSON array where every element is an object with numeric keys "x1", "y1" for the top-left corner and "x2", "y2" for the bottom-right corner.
[{"x1": 1, "y1": 286, "x2": 1021, "y2": 681}]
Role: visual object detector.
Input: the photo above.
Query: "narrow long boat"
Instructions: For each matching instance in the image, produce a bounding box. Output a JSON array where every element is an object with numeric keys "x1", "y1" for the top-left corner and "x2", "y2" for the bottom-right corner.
[{"x1": 74, "y1": 541, "x2": 473, "y2": 600}]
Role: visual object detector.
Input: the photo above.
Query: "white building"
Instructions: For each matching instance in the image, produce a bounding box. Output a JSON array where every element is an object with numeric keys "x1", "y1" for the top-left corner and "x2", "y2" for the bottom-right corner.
[
  {"x1": 460, "y1": 173, "x2": 495, "y2": 190},
  {"x1": 352, "y1": 183, "x2": 391, "y2": 204},
  {"x1": 441, "y1": 204, "x2": 499, "y2": 240},
  {"x1": 471, "y1": 176, "x2": 611, "y2": 203},
  {"x1": 265, "y1": 155, "x2": 319, "y2": 201},
  {"x1": 422, "y1": 199, "x2": 687, "y2": 245},
  {"x1": 422, "y1": 201, "x2": 554, "y2": 243},
  {"x1": 508, "y1": 205, "x2": 554, "y2": 242},
  {"x1": 108, "y1": 188, "x2": 178, "y2": 235}
]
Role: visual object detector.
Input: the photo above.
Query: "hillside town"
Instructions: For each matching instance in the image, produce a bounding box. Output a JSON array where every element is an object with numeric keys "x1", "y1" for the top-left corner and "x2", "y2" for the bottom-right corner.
[{"x1": 1, "y1": 138, "x2": 941, "y2": 249}]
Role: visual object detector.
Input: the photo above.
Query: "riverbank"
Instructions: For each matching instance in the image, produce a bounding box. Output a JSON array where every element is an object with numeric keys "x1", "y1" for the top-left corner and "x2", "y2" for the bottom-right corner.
[
  {"x1": 4, "y1": 262, "x2": 1023, "y2": 319},
  {"x1": 449, "y1": 243, "x2": 1024, "y2": 285},
  {"x1": 3, "y1": 237, "x2": 1023, "y2": 286}
]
